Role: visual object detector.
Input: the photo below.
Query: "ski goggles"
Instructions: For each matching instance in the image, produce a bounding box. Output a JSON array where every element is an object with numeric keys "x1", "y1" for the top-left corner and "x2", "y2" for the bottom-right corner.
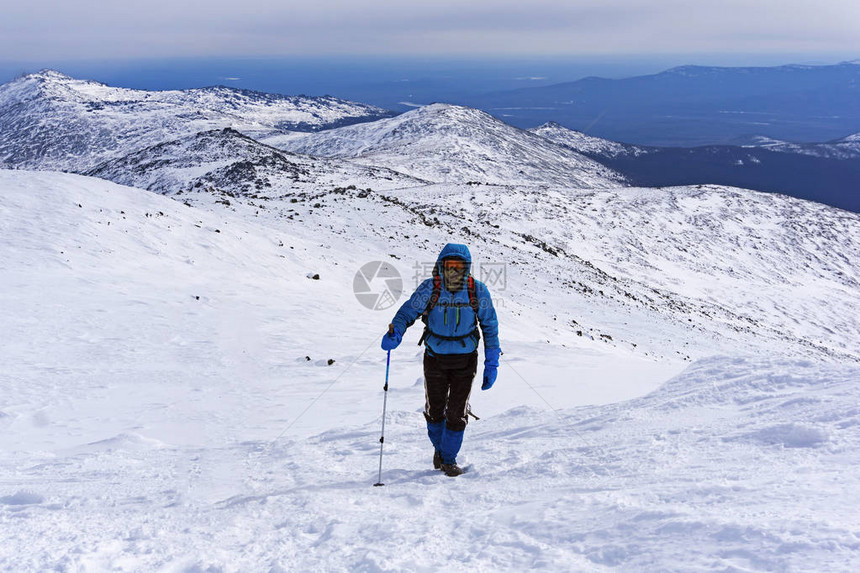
[{"x1": 442, "y1": 259, "x2": 467, "y2": 271}]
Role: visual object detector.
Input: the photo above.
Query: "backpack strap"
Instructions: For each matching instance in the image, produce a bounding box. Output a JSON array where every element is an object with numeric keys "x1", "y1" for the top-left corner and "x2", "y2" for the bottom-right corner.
[
  {"x1": 467, "y1": 276, "x2": 479, "y2": 314},
  {"x1": 417, "y1": 275, "x2": 443, "y2": 346},
  {"x1": 427, "y1": 275, "x2": 442, "y2": 315}
]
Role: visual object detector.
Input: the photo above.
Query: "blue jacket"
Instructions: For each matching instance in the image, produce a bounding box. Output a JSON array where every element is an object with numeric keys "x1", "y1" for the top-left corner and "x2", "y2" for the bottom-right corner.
[{"x1": 391, "y1": 244, "x2": 500, "y2": 355}]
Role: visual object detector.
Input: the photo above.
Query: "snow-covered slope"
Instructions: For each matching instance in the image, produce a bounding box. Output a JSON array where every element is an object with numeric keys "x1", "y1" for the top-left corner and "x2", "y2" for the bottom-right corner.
[
  {"x1": 86, "y1": 127, "x2": 424, "y2": 196},
  {"x1": 0, "y1": 70, "x2": 393, "y2": 171},
  {"x1": 2, "y1": 170, "x2": 859, "y2": 571},
  {"x1": 272, "y1": 103, "x2": 627, "y2": 187},
  {"x1": 382, "y1": 182, "x2": 860, "y2": 362}
]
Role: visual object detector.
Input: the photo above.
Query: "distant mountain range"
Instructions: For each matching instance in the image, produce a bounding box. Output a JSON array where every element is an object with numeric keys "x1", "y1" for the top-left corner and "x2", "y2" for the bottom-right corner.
[
  {"x1": 465, "y1": 61, "x2": 860, "y2": 147},
  {"x1": 533, "y1": 123, "x2": 860, "y2": 212},
  {"x1": 1, "y1": 69, "x2": 857, "y2": 212}
]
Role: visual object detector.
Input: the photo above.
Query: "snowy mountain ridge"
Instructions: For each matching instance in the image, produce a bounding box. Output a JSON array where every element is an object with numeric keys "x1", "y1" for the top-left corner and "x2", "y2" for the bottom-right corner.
[
  {"x1": 0, "y1": 70, "x2": 393, "y2": 171},
  {"x1": 272, "y1": 103, "x2": 627, "y2": 187},
  {"x1": 742, "y1": 132, "x2": 860, "y2": 159},
  {"x1": 534, "y1": 121, "x2": 860, "y2": 162},
  {"x1": 85, "y1": 127, "x2": 424, "y2": 197},
  {"x1": 529, "y1": 121, "x2": 649, "y2": 157}
]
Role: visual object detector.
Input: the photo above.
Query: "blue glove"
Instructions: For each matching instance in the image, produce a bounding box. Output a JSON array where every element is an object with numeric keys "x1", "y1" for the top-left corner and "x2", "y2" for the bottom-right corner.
[
  {"x1": 381, "y1": 327, "x2": 402, "y2": 351},
  {"x1": 482, "y1": 347, "x2": 501, "y2": 390}
]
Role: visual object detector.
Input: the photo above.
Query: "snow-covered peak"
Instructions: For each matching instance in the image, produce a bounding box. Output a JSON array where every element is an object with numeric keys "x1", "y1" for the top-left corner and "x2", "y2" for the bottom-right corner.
[
  {"x1": 0, "y1": 70, "x2": 82, "y2": 103},
  {"x1": 15, "y1": 69, "x2": 77, "y2": 85},
  {"x1": 0, "y1": 70, "x2": 394, "y2": 171},
  {"x1": 281, "y1": 103, "x2": 518, "y2": 155},
  {"x1": 530, "y1": 122, "x2": 646, "y2": 157},
  {"x1": 29, "y1": 69, "x2": 74, "y2": 80},
  {"x1": 7, "y1": 69, "x2": 77, "y2": 87},
  {"x1": 1, "y1": 69, "x2": 159, "y2": 107},
  {"x1": 392, "y1": 102, "x2": 502, "y2": 126},
  {"x1": 3, "y1": 69, "x2": 392, "y2": 115},
  {"x1": 274, "y1": 103, "x2": 627, "y2": 188}
]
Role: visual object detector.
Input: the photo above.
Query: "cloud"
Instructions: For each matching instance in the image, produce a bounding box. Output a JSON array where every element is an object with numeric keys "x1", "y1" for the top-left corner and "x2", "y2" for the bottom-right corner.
[{"x1": 1, "y1": 0, "x2": 858, "y2": 60}]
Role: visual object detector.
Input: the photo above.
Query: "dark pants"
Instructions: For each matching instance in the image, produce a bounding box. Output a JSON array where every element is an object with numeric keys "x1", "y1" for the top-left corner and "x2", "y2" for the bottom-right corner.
[{"x1": 423, "y1": 351, "x2": 478, "y2": 432}]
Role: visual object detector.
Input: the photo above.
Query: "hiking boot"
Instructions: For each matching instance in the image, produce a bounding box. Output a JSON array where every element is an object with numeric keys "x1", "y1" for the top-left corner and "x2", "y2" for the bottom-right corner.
[
  {"x1": 440, "y1": 462, "x2": 464, "y2": 477},
  {"x1": 433, "y1": 450, "x2": 443, "y2": 470}
]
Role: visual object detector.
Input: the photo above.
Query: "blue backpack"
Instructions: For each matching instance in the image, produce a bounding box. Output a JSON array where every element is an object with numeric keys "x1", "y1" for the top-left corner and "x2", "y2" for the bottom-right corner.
[{"x1": 417, "y1": 273, "x2": 481, "y2": 348}]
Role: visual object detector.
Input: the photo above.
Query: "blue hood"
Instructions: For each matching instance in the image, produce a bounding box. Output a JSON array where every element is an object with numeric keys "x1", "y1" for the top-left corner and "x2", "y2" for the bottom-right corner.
[{"x1": 435, "y1": 243, "x2": 472, "y2": 276}]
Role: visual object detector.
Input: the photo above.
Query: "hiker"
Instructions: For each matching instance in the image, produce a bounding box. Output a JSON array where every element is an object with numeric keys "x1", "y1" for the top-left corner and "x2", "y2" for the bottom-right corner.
[{"x1": 381, "y1": 243, "x2": 501, "y2": 476}]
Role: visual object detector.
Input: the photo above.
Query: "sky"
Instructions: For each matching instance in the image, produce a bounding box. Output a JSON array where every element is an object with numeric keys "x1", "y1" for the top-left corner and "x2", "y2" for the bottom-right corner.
[{"x1": 1, "y1": 0, "x2": 859, "y2": 62}]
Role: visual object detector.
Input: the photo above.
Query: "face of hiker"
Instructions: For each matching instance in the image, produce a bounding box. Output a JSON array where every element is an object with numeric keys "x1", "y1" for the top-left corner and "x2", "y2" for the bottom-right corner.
[{"x1": 442, "y1": 259, "x2": 467, "y2": 290}]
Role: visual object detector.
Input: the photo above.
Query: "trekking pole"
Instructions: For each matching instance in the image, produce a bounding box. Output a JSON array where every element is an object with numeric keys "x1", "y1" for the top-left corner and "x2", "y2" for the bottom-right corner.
[{"x1": 374, "y1": 333, "x2": 393, "y2": 487}]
